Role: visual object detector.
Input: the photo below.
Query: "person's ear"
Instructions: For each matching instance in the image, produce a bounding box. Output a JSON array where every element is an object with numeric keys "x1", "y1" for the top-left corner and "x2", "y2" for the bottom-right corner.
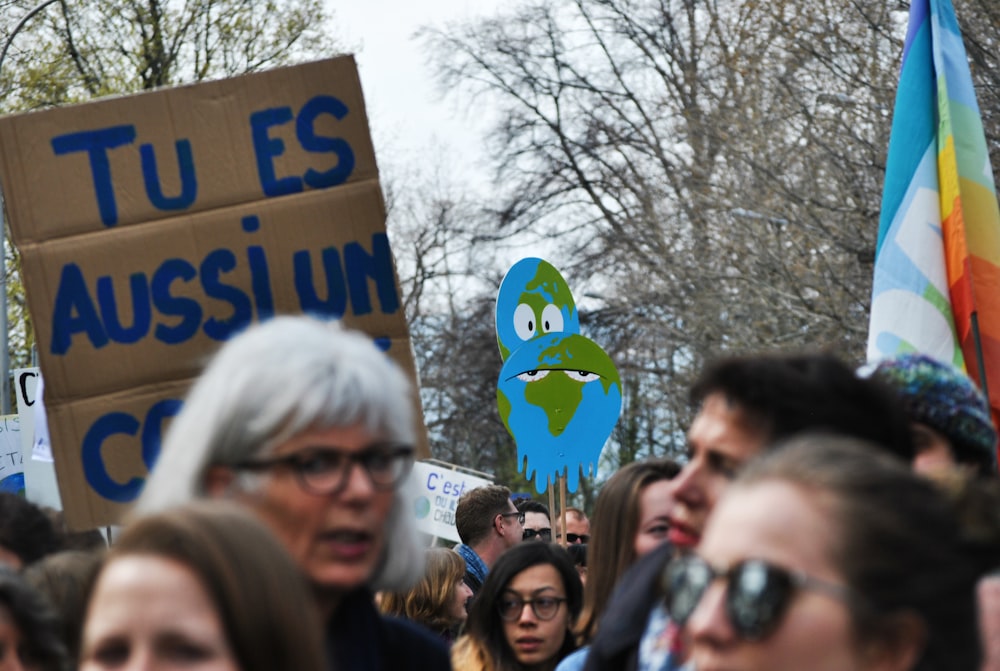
[
  {"x1": 204, "y1": 465, "x2": 236, "y2": 498},
  {"x1": 862, "y1": 611, "x2": 926, "y2": 671}
]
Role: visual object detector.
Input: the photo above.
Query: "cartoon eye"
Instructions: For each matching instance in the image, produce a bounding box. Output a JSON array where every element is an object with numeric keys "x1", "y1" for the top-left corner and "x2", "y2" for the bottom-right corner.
[
  {"x1": 564, "y1": 370, "x2": 599, "y2": 382},
  {"x1": 513, "y1": 303, "x2": 537, "y2": 341},
  {"x1": 540, "y1": 304, "x2": 564, "y2": 333},
  {"x1": 516, "y1": 370, "x2": 551, "y2": 382}
]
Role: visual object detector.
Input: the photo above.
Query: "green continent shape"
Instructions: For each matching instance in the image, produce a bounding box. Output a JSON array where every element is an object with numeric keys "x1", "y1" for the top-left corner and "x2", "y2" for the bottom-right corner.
[
  {"x1": 525, "y1": 371, "x2": 582, "y2": 437},
  {"x1": 524, "y1": 335, "x2": 620, "y2": 435},
  {"x1": 497, "y1": 388, "x2": 513, "y2": 432}
]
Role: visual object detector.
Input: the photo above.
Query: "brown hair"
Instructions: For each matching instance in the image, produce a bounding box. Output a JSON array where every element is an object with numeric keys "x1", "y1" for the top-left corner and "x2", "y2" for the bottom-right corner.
[
  {"x1": 23, "y1": 549, "x2": 104, "y2": 662},
  {"x1": 456, "y1": 485, "x2": 513, "y2": 546},
  {"x1": 576, "y1": 458, "x2": 679, "y2": 643},
  {"x1": 87, "y1": 501, "x2": 326, "y2": 671},
  {"x1": 457, "y1": 543, "x2": 582, "y2": 671},
  {"x1": 380, "y1": 548, "x2": 466, "y2": 634}
]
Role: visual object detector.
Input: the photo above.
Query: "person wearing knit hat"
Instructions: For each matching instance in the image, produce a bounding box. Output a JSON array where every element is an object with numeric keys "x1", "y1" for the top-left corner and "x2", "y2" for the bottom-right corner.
[{"x1": 871, "y1": 353, "x2": 998, "y2": 476}]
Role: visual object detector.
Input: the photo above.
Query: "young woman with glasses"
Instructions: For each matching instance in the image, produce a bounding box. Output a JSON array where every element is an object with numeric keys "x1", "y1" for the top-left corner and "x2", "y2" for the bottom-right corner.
[
  {"x1": 667, "y1": 435, "x2": 982, "y2": 671},
  {"x1": 452, "y1": 542, "x2": 583, "y2": 671},
  {"x1": 134, "y1": 316, "x2": 449, "y2": 671}
]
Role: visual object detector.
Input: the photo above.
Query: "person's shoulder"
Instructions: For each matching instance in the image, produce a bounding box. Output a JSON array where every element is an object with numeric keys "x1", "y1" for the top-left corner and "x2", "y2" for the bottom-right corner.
[
  {"x1": 380, "y1": 615, "x2": 452, "y2": 670},
  {"x1": 612, "y1": 542, "x2": 674, "y2": 606},
  {"x1": 585, "y1": 542, "x2": 674, "y2": 670},
  {"x1": 556, "y1": 645, "x2": 590, "y2": 671}
]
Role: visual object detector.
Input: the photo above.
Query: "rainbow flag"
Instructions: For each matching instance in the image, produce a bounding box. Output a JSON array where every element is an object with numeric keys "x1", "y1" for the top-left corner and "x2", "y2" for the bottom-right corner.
[{"x1": 868, "y1": 0, "x2": 1000, "y2": 418}]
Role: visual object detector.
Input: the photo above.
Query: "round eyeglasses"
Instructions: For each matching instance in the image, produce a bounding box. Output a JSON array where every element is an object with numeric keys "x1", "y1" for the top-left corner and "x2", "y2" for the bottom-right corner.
[
  {"x1": 232, "y1": 442, "x2": 415, "y2": 496},
  {"x1": 498, "y1": 594, "x2": 567, "y2": 621}
]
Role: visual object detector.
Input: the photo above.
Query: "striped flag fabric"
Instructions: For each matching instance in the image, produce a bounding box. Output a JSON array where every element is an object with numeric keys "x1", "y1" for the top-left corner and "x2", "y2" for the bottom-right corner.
[{"x1": 867, "y1": 0, "x2": 1000, "y2": 417}]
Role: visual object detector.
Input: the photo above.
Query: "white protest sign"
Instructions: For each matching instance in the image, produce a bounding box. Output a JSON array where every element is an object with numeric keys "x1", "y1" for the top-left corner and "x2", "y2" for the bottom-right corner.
[
  {"x1": 411, "y1": 462, "x2": 492, "y2": 543},
  {"x1": 14, "y1": 368, "x2": 62, "y2": 509},
  {"x1": 0, "y1": 415, "x2": 22, "y2": 494}
]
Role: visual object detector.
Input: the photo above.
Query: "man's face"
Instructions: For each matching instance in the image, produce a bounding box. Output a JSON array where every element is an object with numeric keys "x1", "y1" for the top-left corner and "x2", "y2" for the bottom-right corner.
[
  {"x1": 498, "y1": 500, "x2": 525, "y2": 549},
  {"x1": 522, "y1": 511, "x2": 553, "y2": 542},
  {"x1": 667, "y1": 393, "x2": 770, "y2": 550},
  {"x1": 561, "y1": 515, "x2": 590, "y2": 544}
]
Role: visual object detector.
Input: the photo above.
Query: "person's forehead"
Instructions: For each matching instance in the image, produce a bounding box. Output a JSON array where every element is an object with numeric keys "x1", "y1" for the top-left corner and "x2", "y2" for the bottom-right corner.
[
  {"x1": 524, "y1": 513, "x2": 550, "y2": 530},
  {"x1": 687, "y1": 392, "x2": 769, "y2": 462}
]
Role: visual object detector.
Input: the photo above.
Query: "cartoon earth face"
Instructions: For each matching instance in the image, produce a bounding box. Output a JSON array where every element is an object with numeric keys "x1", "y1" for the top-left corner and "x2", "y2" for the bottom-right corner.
[
  {"x1": 498, "y1": 333, "x2": 622, "y2": 492},
  {"x1": 495, "y1": 258, "x2": 580, "y2": 361},
  {"x1": 495, "y1": 258, "x2": 621, "y2": 494}
]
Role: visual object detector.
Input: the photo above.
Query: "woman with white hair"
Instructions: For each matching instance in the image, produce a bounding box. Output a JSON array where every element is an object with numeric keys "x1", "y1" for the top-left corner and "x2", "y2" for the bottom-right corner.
[{"x1": 135, "y1": 315, "x2": 450, "y2": 671}]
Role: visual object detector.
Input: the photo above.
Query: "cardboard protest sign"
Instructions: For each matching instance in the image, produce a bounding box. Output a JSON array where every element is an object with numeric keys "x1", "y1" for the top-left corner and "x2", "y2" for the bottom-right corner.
[
  {"x1": 0, "y1": 57, "x2": 423, "y2": 528},
  {"x1": 410, "y1": 461, "x2": 492, "y2": 543},
  {"x1": 13, "y1": 368, "x2": 61, "y2": 509},
  {"x1": 495, "y1": 258, "x2": 621, "y2": 493}
]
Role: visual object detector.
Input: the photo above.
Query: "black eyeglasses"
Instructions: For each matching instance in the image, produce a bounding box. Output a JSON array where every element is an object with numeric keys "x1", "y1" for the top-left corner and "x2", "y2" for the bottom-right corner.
[
  {"x1": 664, "y1": 554, "x2": 852, "y2": 641},
  {"x1": 522, "y1": 528, "x2": 552, "y2": 541},
  {"x1": 231, "y1": 442, "x2": 414, "y2": 496},
  {"x1": 558, "y1": 533, "x2": 590, "y2": 544},
  {"x1": 498, "y1": 594, "x2": 567, "y2": 621},
  {"x1": 499, "y1": 511, "x2": 526, "y2": 525}
]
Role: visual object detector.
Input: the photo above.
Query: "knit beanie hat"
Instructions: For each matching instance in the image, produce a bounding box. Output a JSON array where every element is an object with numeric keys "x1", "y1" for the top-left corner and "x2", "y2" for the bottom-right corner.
[{"x1": 871, "y1": 353, "x2": 997, "y2": 471}]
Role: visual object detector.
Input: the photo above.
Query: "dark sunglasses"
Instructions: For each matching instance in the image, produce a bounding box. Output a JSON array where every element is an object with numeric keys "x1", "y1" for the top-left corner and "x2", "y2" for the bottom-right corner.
[
  {"x1": 522, "y1": 528, "x2": 552, "y2": 541},
  {"x1": 663, "y1": 554, "x2": 852, "y2": 641},
  {"x1": 558, "y1": 533, "x2": 589, "y2": 544}
]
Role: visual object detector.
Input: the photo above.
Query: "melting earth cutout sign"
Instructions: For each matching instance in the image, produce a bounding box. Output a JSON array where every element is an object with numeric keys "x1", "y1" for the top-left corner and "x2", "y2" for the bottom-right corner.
[{"x1": 495, "y1": 258, "x2": 622, "y2": 493}]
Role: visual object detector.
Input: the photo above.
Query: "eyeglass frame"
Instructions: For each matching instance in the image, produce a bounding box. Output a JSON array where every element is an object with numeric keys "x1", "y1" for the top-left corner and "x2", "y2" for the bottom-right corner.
[
  {"x1": 498, "y1": 593, "x2": 568, "y2": 622},
  {"x1": 498, "y1": 511, "x2": 526, "y2": 526},
  {"x1": 557, "y1": 532, "x2": 590, "y2": 544},
  {"x1": 230, "y1": 441, "x2": 415, "y2": 496},
  {"x1": 664, "y1": 553, "x2": 856, "y2": 641},
  {"x1": 522, "y1": 527, "x2": 553, "y2": 541}
]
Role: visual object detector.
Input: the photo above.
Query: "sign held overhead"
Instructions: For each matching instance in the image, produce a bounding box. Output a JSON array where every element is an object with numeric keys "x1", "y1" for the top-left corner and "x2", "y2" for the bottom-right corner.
[{"x1": 0, "y1": 57, "x2": 422, "y2": 529}]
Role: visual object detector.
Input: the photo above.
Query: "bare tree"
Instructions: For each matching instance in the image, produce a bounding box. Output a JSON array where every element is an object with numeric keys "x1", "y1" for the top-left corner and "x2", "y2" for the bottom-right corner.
[{"x1": 417, "y1": 0, "x2": 915, "y2": 469}]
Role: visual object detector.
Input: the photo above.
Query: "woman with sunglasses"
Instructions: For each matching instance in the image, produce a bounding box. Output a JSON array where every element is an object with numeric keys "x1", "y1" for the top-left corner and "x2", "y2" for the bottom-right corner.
[
  {"x1": 452, "y1": 542, "x2": 583, "y2": 671},
  {"x1": 135, "y1": 316, "x2": 450, "y2": 671},
  {"x1": 667, "y1": 435, "x2": 981, "y2": 671}
]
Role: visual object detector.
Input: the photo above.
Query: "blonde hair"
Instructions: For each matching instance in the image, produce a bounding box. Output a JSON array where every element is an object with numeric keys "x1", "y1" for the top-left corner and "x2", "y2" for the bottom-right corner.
[
  {"x1": 380, "y1": 548, "x2": 466, "y2": 633},
  {"x1": 451, "y1": 634, "x2": 496, "y2": 671}
]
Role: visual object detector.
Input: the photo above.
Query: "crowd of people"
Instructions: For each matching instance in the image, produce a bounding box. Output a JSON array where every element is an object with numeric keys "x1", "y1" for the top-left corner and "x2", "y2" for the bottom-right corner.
[{"x1": 1, "y1": 316, "x2": 999, "y2": 671}]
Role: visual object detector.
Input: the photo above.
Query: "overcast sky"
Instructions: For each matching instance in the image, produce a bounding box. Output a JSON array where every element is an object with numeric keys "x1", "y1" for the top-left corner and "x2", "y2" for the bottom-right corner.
[{"x1": 327, "y1": 1, "x2": 503, "y2": 180}]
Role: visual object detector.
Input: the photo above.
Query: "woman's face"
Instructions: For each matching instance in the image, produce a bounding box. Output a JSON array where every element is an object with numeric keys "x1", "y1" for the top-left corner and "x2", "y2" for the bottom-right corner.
[
  {"x1": 0, "y1": 605, "x2": 40, "y2": 671},
  {"x1": 501, "y1": 563, "x2": 571, "y2": 671},
  {"x1": 241, "y1": 423, "x2": 396, "y2": 593},
  {"x1": 80, "y1": 556, "x2": 238, "y2": 671},
  {"x1": 448, "y1": 579, "x2": 473, "y2": 625},
  {"x1": 686, "y1": 480, "x2": 871, "y2": 671},
  {"x1": 633, "y1": 479, "x2": 673, "y2": 558}
]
